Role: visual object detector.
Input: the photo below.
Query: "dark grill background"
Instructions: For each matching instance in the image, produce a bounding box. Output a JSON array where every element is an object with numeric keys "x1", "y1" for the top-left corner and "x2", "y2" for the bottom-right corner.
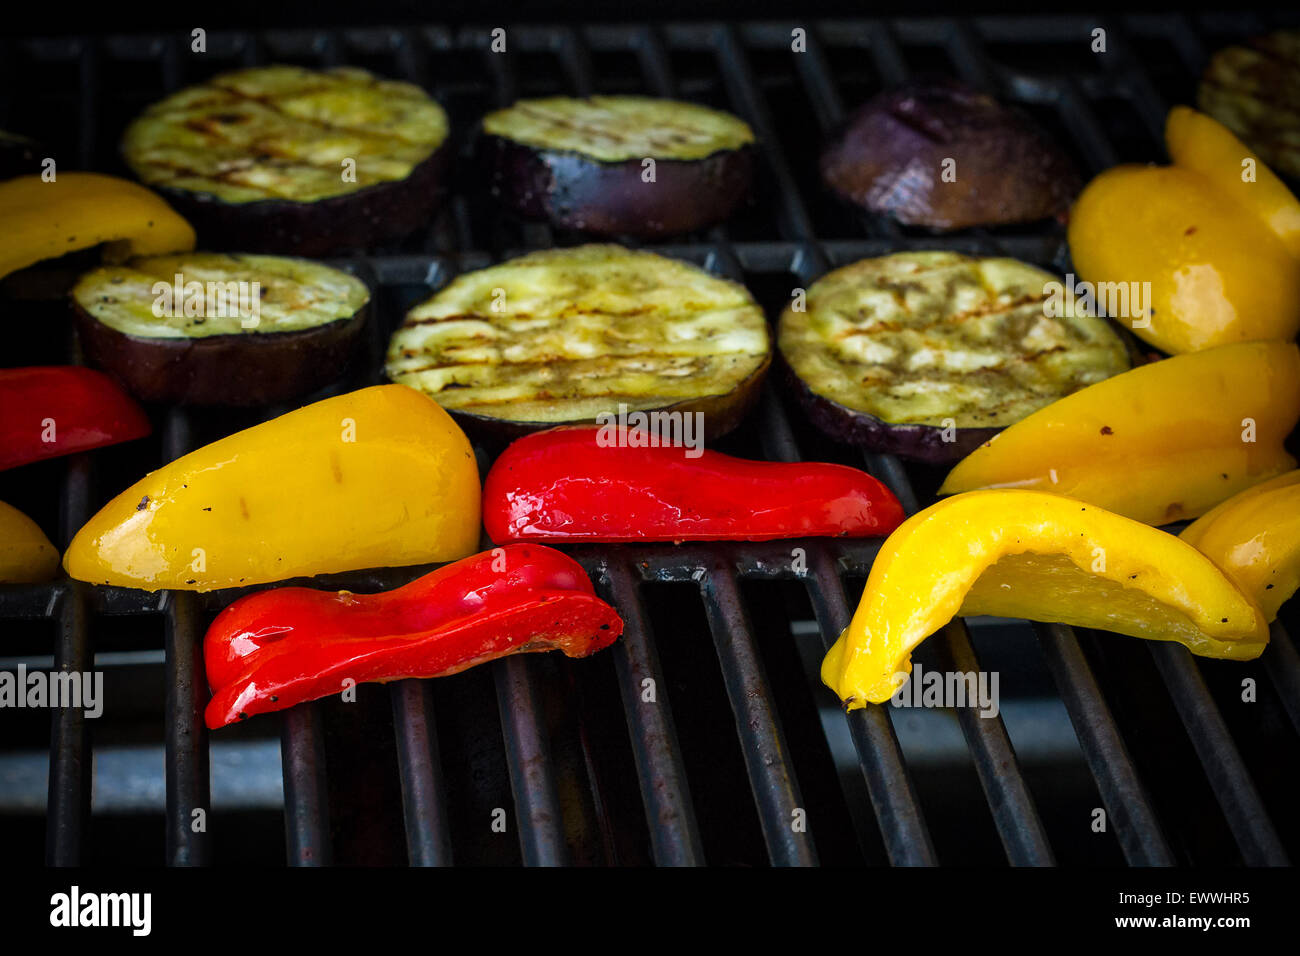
[{"x1": 1, "y1": 14, "x2": 1298, "y2": 866}]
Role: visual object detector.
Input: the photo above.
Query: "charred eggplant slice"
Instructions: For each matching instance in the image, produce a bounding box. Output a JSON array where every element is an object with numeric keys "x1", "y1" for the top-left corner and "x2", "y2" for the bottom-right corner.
[
  {"x1": 778, "y1": 252, "x2": 1130, "y2": 463},
  {"x1": 121, "y1": 66, "x2": 450, "y2": 256},
  {"x1": 481, "y1": 96, "x2": 755, "y2": 238},
  {"x1": 385, "y1": 244, "x2": 770, "y2": 439},
  {"x1": 821, "y1": 80, "x2": 1079, "y2": 231},
  {"x1": 1198, "y1": 30, "x2": 1300, "y2": 178},
  {"x1": 72, "y1": 253, "x2": 369, "y2": 406}
]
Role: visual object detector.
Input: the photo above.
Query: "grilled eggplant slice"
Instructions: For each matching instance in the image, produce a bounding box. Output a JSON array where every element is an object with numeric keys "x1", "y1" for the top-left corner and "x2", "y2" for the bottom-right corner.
[
  {"x1": 481, "y1": 96, "x2": 755, "y2": 238},
  {"x1": 72, "y1": 253, "x2": 369, "y2": 406},
  {"x1": 1198, "y1": 30, "x2": 1300, "y2": 179},
  {"x1": 121, "y1": 66, "x2": 451, "y2": 256},
  {"x1": 778, "y1": 252, "x2": 1130, "y2": 463},
  {"x1": 385, "y1": 244, "x2": 770, "y2": 439},
  {"x1": 821, "y1": 80, "x2": 1079, "y2": 230}
]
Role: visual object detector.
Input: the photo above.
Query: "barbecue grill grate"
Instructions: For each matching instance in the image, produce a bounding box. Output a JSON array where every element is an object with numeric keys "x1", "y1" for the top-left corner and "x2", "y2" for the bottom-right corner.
[{"x1": 1, "y1": 14, "x2": 1298, "y2": 867}]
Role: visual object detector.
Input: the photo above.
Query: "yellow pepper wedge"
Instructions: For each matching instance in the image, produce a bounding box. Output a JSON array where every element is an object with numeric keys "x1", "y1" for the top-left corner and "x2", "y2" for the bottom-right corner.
[
  {"x1": 1181, "y1": 470, "x2": 1300, "y2": 622},
  {"x1": 0, "y1": 501, "x2": 60, "y2": 584},
  {"x1": 1165, "y1": 106, "x2": 1300, "y2": 260},
  {"x1": 1068, "y1": 109, "x2": 1300, "y2": 354},
  {"x1": 822, "y1": 490, "x2": 1269, "y2": 709},
  {"x1": 64, "y1": 385, "x2": 481, "y2": 591},
  {"x1": 939, "y1": 341, "x2": 1300, "y2": 526},
  {"x1": 0, "y1": 173, "x2": 195, "y2": 282}
]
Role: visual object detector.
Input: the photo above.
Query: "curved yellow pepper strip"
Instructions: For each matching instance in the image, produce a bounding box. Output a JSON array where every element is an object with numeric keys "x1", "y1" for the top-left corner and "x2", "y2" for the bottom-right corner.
[
  {"x1": 1181, "y1": 470, "x2": 1300, "y2": 622},
  {"x1": 64, "y1": 385, "x2": 481, "y2": 591},
  {"x1": 940, "y1": 341, "x2": 1300, "y2": 526},
  {"x1": 0, "y1": 501, "x2": 60, "y2": 584},
  {"x1": 822, "y1": 490, "x2": 1269, "y2": 709},
  {"x1": 0, "y1": 173, "x2": 195, "y2": 282}
]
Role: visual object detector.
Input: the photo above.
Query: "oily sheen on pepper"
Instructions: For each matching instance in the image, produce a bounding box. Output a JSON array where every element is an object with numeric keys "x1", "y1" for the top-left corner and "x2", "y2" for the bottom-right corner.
[
  {"x1": 482, "y1": 425, "x2": 904, "y2": 543},
  {"x1": 204, "y1": 544, "x2": 622, "y2": 728}
]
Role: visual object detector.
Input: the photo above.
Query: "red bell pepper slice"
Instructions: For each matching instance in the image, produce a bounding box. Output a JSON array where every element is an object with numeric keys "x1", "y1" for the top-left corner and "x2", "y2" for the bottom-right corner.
[
  {"x1": 204, "y1": 544, "x2": 622, "y2": 728},
  {"x1": 0, "y1": 366, "x2": 151, "y2": 471},
  {"x1": 483, "y1": 425, "x2": 905, "y2": 543}
]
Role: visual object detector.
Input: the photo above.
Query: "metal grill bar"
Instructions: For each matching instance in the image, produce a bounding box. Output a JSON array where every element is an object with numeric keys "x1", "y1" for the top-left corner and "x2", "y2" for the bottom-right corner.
[
  {"x1": 602, "y1": 561, "x2": 704, "y2": 866},
  {"x1": 161, "y1": 410, "x2": 211, "y2": 867},
  {"x1": 45, "y1": 581, "x2": 90, "y2": 866},
  {"x1": 1034, "y1": 623, "x2": 1175, "y2": 866},
  {"x1": 699, "y1": 570, "x2": 818, "y2": 865},
  {"x1": 390, "y1": 681, "x2": 454, "y2": 866},
  {"x1": 494, "y1": 657, "x2": 568, "y2": 866},
  {"x1": 163, "y1": 591, "x2": 210, "y2": 865},
  {"x1": 1148, "y1": 643, "x2": 1289, "y2": 866},
  {"x1": 281, "y1": 705, "x2": 332, "y2": 866},
  {"x1": 932, "y1": 621, "x2": 1055, "y2": 865}
]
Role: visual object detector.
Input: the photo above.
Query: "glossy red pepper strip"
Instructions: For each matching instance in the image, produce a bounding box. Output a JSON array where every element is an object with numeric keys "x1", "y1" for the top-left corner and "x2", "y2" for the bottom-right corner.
[
  {"x1": 204, "y1": 544, "x2": 622, "y2": 729},
  {"x1": 0, "y1": 366, "x2": 151, "y2": 471},
  {"x1": 483, "y1": 425, "x2": 905, "y2": 543}
]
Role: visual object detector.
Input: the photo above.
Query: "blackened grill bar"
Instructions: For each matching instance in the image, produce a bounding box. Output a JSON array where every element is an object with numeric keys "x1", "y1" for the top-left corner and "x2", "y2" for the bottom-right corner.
[{"x1": 0, "y1": 16, "x2": 1294, "y2": 868}]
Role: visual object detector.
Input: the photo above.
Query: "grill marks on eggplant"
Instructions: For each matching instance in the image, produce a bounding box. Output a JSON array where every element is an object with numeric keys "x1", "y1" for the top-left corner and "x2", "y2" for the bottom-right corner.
[
  {"x1": 71, "y1": 253, "x2": 371, "y2": 406},
  {"x1": 123, "y1": 66, "x2": 449, "y2": 204},
  {"x1": 779, "y1": 252, "x2": 1130, "y2": 430},
  {"x1": 72, "y1": 254, "x2": 369, "y2": 338},
  {"x1": 482, "y1": 96, "x2": 754, "y2": 163},
  {"x1": 1198, "y1": 30, "x2": 1300, "y2": 178},
  {"x1": 385, "y1": 245, "x2": 770, "y2": 426}
]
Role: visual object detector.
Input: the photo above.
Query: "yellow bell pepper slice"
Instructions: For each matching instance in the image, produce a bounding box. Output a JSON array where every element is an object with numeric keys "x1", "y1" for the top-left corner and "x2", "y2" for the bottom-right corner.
[
  {"x1": 1067, "y1": 164, "x2": 1300, "y2": 354},
  {"x1": 1165, "y1": 106, "x2": 1300, "y2": 260},
  {"x1": 64, "y1": 385, "x2": 481, "y2": 591},
  {"x1": 940, "y1": 341, "x2": 1300, "y2": 526},
  {"x1": 1181, "y1": 470, "x2": 1300, "y2": 621},
  {"x1": 1068, "y1": 108, "x2": 1300, "y2": 355},
  {"x1": 822, "y1": 490, "x2": 1269, "y2": 709},
  {"x1": 0, "y1": 501, "x2": 60, "y2": 584},
  {"x1": 0, "y1": 173, "x2": 195, "y2": 282}
]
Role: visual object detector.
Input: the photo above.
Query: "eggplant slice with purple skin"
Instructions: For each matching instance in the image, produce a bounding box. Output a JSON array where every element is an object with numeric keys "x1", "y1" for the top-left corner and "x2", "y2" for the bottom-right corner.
[
  {"x1": 385, "y1": 244, "x2": 771, "y2": 441},
  {"x1": 121, "y1": 66, "x2": 451, "y2": 256},
  {"x1": 778, "y1": 252, "x2": 1130, "y2": 464},
  {"x1": 481, "y1": 96, "x2": 755, "y2": 238},
  {"x1": 71, "y1": 253, "x2": 370, "y2": 407},
  {"x1": 821, "y1": 80, "x2": 1079, "y2": 231}
]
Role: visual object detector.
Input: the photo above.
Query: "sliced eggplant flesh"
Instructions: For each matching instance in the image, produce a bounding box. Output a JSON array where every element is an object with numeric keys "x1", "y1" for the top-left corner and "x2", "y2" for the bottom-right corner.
[
  {"x1": 122, "y1": 65, "x2": 449, "y2": 204},
  {"x1": 72, "y1": 253, "x2": 369, "y2": 338},
  {"x1": 481, "y1": 95, "x2": 754, "y2": 163},
  {"x1": 1198, "y1": 30, "x2": 1300, "y2": 178},
  {"x1": 71, "y1": 253, "x2": 370, "y2": 406},
  {"x1": 385, "y1": 244, "x2": 770, "y2": 432},
  {"x1": 779, "y1": 251, "x2": 1130, "y2": 446}
]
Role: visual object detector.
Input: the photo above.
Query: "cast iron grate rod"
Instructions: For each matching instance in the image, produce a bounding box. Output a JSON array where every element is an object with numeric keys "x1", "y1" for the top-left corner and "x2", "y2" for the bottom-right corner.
[{"x1": 598, "y1": 560, "x2": 705, "y2": 866}]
